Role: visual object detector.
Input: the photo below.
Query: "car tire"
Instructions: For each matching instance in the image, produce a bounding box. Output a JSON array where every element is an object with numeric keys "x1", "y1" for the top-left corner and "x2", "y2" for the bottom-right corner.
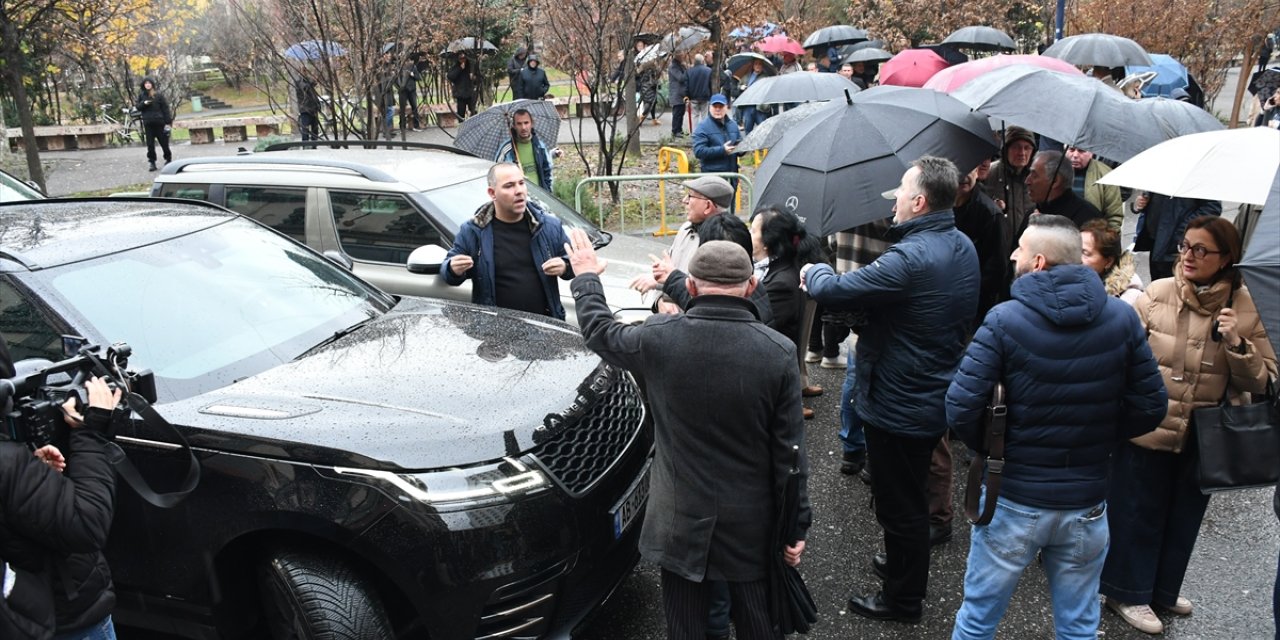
[{"x1": 259, "y1": 549, "x2": 394, "y2": 640}]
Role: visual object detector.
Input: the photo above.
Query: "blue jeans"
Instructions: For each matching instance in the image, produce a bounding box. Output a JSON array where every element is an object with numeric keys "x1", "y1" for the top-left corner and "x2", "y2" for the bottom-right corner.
[
  {"x1": 740, "y1": 106, "x2": 768, "y2": 135},
  {"x1": 952, "y1": 496, "x2": 1109, "y2": 640},
  {"x1": 838, "y1": 352, "x2": 865, "y2": 454},
  {"x1": 53, "y1": 615, "x2": 116, "y2": 640}
]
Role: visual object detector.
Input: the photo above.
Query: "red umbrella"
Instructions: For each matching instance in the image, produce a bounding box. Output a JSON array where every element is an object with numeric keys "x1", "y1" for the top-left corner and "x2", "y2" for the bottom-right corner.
[
  {"x1": 923, "y1": 54, "x2": 1084, "y2": 92},
  {"x1": 879, "y1": 49, "x2": 950, "y2": 87},
  {"x1": 755, "y1": 34, "x2": 806, "y2": 57}
]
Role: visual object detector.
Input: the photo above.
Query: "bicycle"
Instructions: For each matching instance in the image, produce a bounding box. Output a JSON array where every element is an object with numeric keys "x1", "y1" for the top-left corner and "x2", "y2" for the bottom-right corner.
[{"x1": 99, "y1": 104, "x2": 142, "y2": 146}]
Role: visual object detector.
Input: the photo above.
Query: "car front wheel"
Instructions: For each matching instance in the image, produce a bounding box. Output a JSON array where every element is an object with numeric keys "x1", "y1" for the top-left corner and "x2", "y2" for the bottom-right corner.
[{"x1": 259, "y1": 548, "x2": 394, "y2": 640}]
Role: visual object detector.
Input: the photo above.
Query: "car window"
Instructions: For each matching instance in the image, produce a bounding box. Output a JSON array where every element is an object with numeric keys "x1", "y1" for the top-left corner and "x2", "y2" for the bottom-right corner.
[
  {"x1": 330, "y1": 191, "x2": 443, "y2": 264},
  {"x1": 417, "y1": 177, "x2": 605, "y2": 244},
  {"x1": 156, "y1": 183, "x2": 213, "y2": 203},
  {"x1": 0, "y1": 171, "x2": 42, "y2": 202},
  {"x1": 0, "y1": 279, "x2": 63, "y2": 362},
  {"x1": 223, "y1": 186, "x2": 307, "y2": 243},
  {"x1": 38, "y1": 219, "x2": 389, "y2": 399}
]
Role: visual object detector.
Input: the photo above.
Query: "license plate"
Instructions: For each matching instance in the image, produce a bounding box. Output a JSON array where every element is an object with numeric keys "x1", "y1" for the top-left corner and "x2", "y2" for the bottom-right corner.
[{"x1": 610, "y1": 461, "x2": 651, "y2": 540}]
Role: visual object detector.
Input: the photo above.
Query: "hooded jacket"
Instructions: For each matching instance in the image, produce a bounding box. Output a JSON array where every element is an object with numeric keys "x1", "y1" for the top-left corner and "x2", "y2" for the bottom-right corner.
[
  {"x1": 515, "y1": 58, "x2": 550, "y2": 101},
  {"x1": 134, "y1": 78, "x2": 171, "y2": 125},
  {"x1": 947, "y1": 264, "x2": 1168, "y2": 509},
  {"x1": 1102, "y1": 252, "x2": 1144, "y2": 305},
  {"x1": 1131, "y1": 266, "x2": 1277, "y2": 452},
  {"x1": 440, "y1": 199, "x2": 573, "y2": 320},
  {"x1": 495, "y1": 130, "x2": 555, "y2": 190},
  {"x1": 806, "y1": 210, "x2": 978, "y2": 439},
  {"x1": 982, "y1": 126, "x2": 1035, "y2": 248}
]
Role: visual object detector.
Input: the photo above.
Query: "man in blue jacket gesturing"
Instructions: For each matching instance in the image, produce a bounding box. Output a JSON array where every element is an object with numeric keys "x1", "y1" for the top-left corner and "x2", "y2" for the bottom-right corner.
[
  {"x1": 945, "y1": 214, "x2": 1167, "y2": 640},
  {"x1": 803, "y1": 156, "x2": 978, "y2": 623},
  {"x1": 441, "y1": 162, "x2": 573, "y2": 320}
]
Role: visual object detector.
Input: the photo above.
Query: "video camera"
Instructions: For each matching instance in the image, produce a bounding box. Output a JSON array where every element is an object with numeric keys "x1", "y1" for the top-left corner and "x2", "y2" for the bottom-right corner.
[{"x1": 1, "y1": 338, "x2": 155, "y2": 449}]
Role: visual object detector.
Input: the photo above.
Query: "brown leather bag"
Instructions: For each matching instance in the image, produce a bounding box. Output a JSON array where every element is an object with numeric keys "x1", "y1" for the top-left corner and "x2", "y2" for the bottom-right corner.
[{"x1": 964, "y1": 383, "x2": 1007, "y2": 525}]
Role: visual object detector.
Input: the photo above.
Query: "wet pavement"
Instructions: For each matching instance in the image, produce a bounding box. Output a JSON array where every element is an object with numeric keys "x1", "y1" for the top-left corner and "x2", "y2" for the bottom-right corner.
[{"x1": 580, "y1": 363, "x2": 1280, "y2": 640}]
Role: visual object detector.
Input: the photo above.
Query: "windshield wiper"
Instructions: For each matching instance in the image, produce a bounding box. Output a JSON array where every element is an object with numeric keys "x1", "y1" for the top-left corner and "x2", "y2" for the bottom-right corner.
[{"x1": 297, "y1": 314, "x2": 376, "y2": 359}]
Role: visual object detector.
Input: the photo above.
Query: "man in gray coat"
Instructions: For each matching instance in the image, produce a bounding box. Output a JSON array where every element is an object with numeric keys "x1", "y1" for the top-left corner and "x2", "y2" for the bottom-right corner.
[
  {"x1": 669, "y1": 53, "x2": 689, "y2": 138},
  {"x1": 567, "y1": 231, "x2": 810, "y2": 640}
]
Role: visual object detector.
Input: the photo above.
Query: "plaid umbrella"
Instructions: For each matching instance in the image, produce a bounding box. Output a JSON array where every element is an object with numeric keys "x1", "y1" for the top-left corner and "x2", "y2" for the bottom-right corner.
[{"x1": 455, "y1": 99, "x2": 560, "y2": 160}]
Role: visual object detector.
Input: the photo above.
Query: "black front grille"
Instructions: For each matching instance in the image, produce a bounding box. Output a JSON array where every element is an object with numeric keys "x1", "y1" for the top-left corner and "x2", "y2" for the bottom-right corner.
[{"x1": 529, "y1": 366, "x2": 645, "y2": 496}]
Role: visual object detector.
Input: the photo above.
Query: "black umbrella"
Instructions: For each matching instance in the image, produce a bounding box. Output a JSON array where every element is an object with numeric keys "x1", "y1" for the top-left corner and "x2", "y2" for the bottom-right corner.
[
  {"x1": 633, "y1": 32, "x2": 662, "y2": 46},
  {"x1": 843, "y1": 47, "x2": 894, "y2": 64},
  {"x1": 918, "y1": 43, "x2": 969, "y2": 66},
  {"x1": 803, "y1": 25, "x2": 869, "y2": 50},
  {"x1": 942, "y1": 26, "x2": 1017, "y2": 52},
  {"x1": 446, "y1": 37, "x2": 498, "y2": 54},
  {"x1": 1042, "y1": 33, "x2": 1154, "y2": 67},
  {"x1": 1239, "y1": 167, "x2": 1280, "y2": 358},
  {"x1": 1249, "y1": 66, "x2": 1280, "y2": 101},
  {"x1": 840, "y1": 39, "x2": 886, "y2": 57},
  {"x1": 455, "y1": 99, "x2": 560, "y2": 160},
  {"x1": 768, "y1": 445, "x2": 817, "y2": 635},
  {"x1": 753, "y1": 86, "x2": 998, "y2": 236}
]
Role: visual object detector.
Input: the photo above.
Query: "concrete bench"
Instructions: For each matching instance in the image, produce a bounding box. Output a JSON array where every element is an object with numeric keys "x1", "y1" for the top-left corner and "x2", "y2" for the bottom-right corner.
[
  {"x1": 4, "y1": 124, "x2": 119, "y2": 151},
  {"x1": 174, "y1": 115, "x2": 288, "y2": 144},
  {"x1": 422, "y1": 104, "x2": 457, "y2": 128}
]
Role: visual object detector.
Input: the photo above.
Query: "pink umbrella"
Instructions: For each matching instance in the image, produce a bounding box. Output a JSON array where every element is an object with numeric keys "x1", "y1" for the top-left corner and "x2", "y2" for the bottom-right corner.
[
  {"x1": 879, "y1": 49, "x2": 950, "y2": 87},
  {"x1": 923, "y1": 54, "x2": 1084, "y2": 92},
  {"x1": 755, "y1": 34, "x2": 806, "y2": 57}
]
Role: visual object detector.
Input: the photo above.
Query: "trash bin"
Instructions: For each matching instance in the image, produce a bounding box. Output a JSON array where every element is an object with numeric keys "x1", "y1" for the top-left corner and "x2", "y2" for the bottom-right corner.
[{"x1": 191, "y1": 96, "x2": 202, "y2": 112}]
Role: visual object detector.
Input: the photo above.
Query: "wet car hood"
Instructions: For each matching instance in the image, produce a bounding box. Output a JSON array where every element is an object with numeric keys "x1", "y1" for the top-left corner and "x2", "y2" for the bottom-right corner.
[{"x1": 154, "y1": 298, "x2": 604, "y2": 471}]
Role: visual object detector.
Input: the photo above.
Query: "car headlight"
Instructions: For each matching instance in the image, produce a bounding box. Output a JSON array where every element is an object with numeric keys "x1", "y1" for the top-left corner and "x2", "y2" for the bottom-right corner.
[{"x1": 334, "y1": 457, "x2": 548, "y2": 506}]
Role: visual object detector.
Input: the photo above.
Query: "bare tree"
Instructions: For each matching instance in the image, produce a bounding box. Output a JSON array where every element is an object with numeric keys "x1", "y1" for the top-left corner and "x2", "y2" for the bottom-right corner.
[{"x1": 0, "y1": 0, "x2": 65, "y2": 191}]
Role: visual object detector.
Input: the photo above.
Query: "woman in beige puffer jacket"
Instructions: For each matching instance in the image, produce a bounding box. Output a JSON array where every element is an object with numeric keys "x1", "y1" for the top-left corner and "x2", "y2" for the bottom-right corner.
[{"x1": 1100, "y1": 215, "x2": 1277, "y2": 635}]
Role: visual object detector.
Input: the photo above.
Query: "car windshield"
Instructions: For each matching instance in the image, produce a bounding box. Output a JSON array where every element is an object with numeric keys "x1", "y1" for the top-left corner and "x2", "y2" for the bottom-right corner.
[
  {"x1": 417, "y1": 176, "x2": 606, "y2": 244},
  {"x1": 0, "y1": 171, "x2": 43, "y2": 202},
  {"x1": 40, "y1": 218, "x2": 393, "y2": 400}
]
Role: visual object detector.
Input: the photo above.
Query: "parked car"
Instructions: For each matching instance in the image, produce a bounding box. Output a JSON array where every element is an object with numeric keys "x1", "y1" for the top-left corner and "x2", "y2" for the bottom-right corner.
[
  {"x1": 149, "y1": 143, "x2": 665, "y2": 322},
  {"x1": 0, "y1": 198, "x2": 653, "y2": 639},
  {"x1": 0, "y1": 167, "x2": 44, "y2": 201}
]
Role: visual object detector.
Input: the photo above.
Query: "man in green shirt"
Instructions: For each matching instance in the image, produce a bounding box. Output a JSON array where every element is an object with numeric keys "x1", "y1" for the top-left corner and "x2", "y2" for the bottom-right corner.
[{"x1": 495, "y1": 108, "x2": 561, "y2": 189}]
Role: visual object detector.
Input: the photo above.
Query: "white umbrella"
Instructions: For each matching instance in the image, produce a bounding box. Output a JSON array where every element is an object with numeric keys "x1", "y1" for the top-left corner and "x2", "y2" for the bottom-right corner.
[{"x1": 1096, "y1": 127, "x2": 1280, "y2": 205}]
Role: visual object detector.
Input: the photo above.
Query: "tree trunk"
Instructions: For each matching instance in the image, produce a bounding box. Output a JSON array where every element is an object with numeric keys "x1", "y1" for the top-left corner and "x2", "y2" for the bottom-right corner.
[{"x1": 1, "y1": 27, "x2": 47, "y2": 192}]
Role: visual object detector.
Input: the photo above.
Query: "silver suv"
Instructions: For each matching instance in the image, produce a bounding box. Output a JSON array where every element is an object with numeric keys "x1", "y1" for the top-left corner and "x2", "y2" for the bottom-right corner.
[{"x1": 150, "y1": 143, "x2": 662, "y2": 321}]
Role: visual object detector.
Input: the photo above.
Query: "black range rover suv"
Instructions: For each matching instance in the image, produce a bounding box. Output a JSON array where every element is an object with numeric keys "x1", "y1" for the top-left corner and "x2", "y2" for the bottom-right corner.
[{"x1": 0, "y1": 199, "x2": 652, "y2": 639}]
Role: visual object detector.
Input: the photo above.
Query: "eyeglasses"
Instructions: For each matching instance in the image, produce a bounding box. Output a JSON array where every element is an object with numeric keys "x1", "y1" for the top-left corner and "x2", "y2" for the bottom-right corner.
[
  {"x1": 1176, "y1": 241, "x2": 1226, "y2": 260},
  {"x1": 682, "y1": 194, "x2": 709, "y2": 203}
]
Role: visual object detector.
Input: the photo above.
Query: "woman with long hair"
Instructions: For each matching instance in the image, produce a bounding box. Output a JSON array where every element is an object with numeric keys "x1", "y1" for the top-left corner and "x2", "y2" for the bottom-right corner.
[
  {"x1": 1079, "y1": 219, "x2": 1143, "y2": 305},
  {"x1": 1101, "y1": 215, "x2": 1277, "y2": 634},
  {"x1": 750, "y1": 206, "x2": 825, "y2": 418}
]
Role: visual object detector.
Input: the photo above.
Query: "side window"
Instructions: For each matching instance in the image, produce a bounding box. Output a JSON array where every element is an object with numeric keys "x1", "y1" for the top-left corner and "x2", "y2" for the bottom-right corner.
[
  {"x1": 157, "y1": 182, "x2": 212, "y2": 202},
  {"x1": 329, "y1": 191, "x2": 443, "y2": 264},
  {"x1": 0, "y1": 279, "x2": 63, "y2": 363},
  {"x1": 223, "y1": 186, "x2": 308, "y2": 243}
]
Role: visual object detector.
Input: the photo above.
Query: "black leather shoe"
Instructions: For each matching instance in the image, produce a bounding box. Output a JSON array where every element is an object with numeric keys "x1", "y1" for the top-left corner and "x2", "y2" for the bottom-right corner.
[
  {"x1": 871, "y1": 553, "x2": 888, "y2": 581},
  {"x1": 840, "y1": 450, "x2": 865, "y2": 475},
  {"x1": 858, "y1": 466, "x2": 872, "y2": 485},
  {"x1": 847, "y1": 592, "x2": 922, "y2": 623},
  {"x1": 929, "y1": 523, "x2": 953, "y2": 547}
]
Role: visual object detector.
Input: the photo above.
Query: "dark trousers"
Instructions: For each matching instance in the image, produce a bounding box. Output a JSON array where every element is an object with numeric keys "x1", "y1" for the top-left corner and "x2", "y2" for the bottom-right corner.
[
  {"x1": 1100, "y1": 437, "x2": 1211, "y2": 608},
  {"x1": 661, "y1": 570, "x2": 779, "y2": 640},
  {"x1": 806, "y1": 309, "x2": 849, "y2": 358},
  {"x1": 1150, "y1": 259, "x2": 1175, "y2": 281},
  {"x1": 298, "y1": 112, "x2": 320, "y2": 141},
  {"x1": 143, "y1": 121, "x2": 171, "y2": 164},
  {"x1": 455, "y1": 96, "x2": 478, "y2": 121},
  {"x1": 671, "y1": 101, "x2": 686, "y2": 135},
  {"x1": 400, "y1": 89, "x2": 420, "y2": 129},
  {"x1": 865, "y1": 424, "x2": 937, "y2": 608},
  {"x1": 928, "y1": 435, "x2": 953, "y2": 527}
]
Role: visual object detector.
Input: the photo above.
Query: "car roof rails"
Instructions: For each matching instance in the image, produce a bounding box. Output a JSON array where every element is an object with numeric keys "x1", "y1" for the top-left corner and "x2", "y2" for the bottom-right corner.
[
  {"x1": 262, "y1": 140, "x2": 480, "y2": 158},
  {"x1": 159, "y1": 157, "x2": 399, "y2": 183}
]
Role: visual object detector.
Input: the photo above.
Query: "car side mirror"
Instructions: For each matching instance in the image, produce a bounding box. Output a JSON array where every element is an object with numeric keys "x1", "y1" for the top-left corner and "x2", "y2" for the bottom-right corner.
[
  {"x1": 406, "y1": 245, "x2": 450, "y2": 274},
  {"x1": 323, "y1": 250, "x2": 354, "y2": 271}
]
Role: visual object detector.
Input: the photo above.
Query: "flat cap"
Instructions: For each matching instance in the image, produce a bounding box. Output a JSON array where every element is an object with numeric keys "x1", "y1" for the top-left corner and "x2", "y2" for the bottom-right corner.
[
  {"x1": 682, "y1": 175, "x2": 734, "y2": 208},
  {"x1": 688, "y1": 240, "x2": 753, "y2": 284}
]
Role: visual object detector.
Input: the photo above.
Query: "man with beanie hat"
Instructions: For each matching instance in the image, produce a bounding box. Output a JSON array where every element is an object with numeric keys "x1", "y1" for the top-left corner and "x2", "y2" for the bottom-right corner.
[
  {"x1": 566, "y1": 231, "x2": 810, "y2": 640},
  {"x1": 981, "y1": 126, "x2": 1037, "y2": 298}
]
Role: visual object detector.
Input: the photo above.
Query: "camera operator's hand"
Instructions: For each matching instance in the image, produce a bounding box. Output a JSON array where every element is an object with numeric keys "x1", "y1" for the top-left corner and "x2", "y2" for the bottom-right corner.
[
  {"x1": 34, "y1": 444, "x2": 66, "y2": 473},
  {"x1": 61, "y1": 376, "x2": 121, "y2": 428}
]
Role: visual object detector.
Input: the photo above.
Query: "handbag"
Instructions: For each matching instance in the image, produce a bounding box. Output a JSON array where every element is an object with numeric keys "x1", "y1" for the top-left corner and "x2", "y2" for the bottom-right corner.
[
  {"x1": 1193, "y1": 377, "x2": 1280, "y2": 493},
  {"x1": 964, "y1": 383, "x2": 1007, "y2": 525}
]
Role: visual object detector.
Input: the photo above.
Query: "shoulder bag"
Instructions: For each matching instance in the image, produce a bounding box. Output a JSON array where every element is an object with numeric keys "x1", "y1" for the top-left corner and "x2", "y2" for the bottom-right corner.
[
  {"x1": 1193, "y1": 375, "x2": 1280, "y2": 493},
  {"x1": 964, "y1": 382, "x2": 1007, "y2": 525}
]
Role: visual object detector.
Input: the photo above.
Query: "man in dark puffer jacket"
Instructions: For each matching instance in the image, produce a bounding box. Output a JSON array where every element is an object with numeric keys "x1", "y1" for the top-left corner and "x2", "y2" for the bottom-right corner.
[
  {"x1": 946, "y1": 214, "x2": 1167, "y2": 640},
  {"x1": 0, "y1": 340, "x2": 119, "y2": 640}
]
